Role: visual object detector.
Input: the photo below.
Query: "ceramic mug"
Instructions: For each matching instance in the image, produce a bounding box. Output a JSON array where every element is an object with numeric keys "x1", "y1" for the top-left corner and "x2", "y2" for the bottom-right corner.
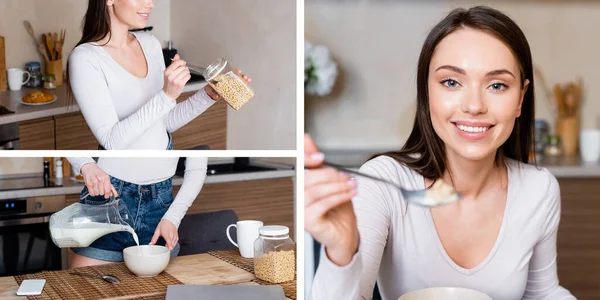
[
  {"x1": 580, "y1": 129, "x2": 600, "y2": 163},
  {"x1": 226, "y1": 220, "x2": 263, "y2": 258},
  {"x1": 7, "y1": 68, "x2": 30, "y2": 91}
]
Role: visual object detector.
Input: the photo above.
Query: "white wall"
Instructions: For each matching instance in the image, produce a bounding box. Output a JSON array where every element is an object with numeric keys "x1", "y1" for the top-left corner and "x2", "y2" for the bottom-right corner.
[
  {"x1": 0, "y1": 158, "x2": 42, "y2": 176},
  {"x1": 0, "y1": 0, "x2": 171, "y2": 70},
  {"x1": 305, "y1": 0, "x2": 600, "y2": 150},
  {"x1": 170, "y1": 0, "x2": 297, "y2": 150}
]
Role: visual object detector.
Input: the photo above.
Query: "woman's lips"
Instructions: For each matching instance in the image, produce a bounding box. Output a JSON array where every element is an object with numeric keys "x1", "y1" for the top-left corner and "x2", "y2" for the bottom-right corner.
[
  {"x1": 138, "y1": 12, "x2": 150, "y2": 20},
  {"x1": 452, "y1": 122, "x2": 494, "y2": 141}
]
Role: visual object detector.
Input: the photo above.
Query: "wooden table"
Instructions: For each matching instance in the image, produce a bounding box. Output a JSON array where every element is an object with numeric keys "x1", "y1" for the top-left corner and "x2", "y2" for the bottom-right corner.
[{"x1": 0, "y1": 254, "x2": 292, "y2": 300}]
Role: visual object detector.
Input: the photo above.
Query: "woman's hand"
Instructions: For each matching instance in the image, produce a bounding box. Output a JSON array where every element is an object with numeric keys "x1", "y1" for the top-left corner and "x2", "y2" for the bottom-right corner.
[
  {"x1": 204, "y1": 68, "x2": 251, "y2": 101},
  {"x1": 80, "y1": 163, "x2": 118, "y2": 199},
  {"x1": 163, "y1": 54, "x2": 191, "y2": 101},
  {"x1": 150, "y1": 219, "x2": 178, "y2": 251},
  {"x1": 304, "y1": 134, "x2": 360, "y2": 266}
]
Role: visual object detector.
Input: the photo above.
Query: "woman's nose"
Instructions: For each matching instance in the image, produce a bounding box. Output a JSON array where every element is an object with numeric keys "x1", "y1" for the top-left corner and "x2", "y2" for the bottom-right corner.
[
  {"x1": 146, "y1": 0, "x2": 155, "y2": 9},
  {"x1": 461, "y1": 89, "x2": 487, "y2": 115}
]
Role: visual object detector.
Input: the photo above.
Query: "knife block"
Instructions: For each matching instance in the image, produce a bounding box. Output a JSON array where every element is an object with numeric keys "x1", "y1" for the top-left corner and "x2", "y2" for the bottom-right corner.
[{"x1": 0, "y1": 36, "x2": 7, "y2": 92}]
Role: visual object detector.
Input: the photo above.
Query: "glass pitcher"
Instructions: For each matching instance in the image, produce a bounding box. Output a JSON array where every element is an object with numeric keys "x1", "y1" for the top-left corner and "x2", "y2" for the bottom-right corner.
[{"x1": 49, "y1": 198, "x2": 136, "y2": 248}]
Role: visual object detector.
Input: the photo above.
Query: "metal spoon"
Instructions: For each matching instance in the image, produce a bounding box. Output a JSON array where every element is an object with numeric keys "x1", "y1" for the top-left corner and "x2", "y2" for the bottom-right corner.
[
  {"x1": 318, "y1": 160, "x2": 462, "y2": 207},
  {"x1": 69, "y1": 272, "x2": 120, "y2": 284}
]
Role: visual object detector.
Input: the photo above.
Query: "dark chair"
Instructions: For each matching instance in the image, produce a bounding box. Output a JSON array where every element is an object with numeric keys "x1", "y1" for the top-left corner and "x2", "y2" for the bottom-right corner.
[{"x1": 178, "y1": 210, "x2": 239, "y2": 256}]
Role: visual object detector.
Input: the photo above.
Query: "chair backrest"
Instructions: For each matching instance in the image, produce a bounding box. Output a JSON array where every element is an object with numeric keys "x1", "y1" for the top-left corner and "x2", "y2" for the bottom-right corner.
[{"x1": 178, "y1": 210, "x2": 239, "y2": 256}]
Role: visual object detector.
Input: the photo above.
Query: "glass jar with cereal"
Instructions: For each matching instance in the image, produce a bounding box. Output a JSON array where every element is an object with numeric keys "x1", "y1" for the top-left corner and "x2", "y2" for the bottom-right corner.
[
  {"x1": 203, "y1": 58, "x2": 255, "y2": 110},
  {"x1": 253, "y1": 225, "x2": 295, "y2": 283}
]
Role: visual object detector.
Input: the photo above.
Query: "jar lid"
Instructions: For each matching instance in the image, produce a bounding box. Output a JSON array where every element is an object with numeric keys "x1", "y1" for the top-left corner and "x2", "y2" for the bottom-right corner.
[
  {"x1": 203, "y1": 58, "x2": 228, "y2": 81},
  {"x1": 26, "y1": 62, "x2": 41, "y2": 68},
  {"x1": 259, "y1": 225, "x2": 289, "y2": 236}
]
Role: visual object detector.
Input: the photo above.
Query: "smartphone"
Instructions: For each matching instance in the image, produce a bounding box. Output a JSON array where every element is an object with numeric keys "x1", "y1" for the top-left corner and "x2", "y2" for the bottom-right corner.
[{"x1": 16, "y1": 279, "x2": 46, "y2": 296}]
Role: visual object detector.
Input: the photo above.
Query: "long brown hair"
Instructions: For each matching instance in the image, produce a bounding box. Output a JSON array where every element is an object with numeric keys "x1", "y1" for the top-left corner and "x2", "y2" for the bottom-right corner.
[
  {"x1": 372, "y1": 6, "x2": 535, "y2": 182},
  {"x1": 66, "y1": 0, "x2": 113, "y2": 106}
]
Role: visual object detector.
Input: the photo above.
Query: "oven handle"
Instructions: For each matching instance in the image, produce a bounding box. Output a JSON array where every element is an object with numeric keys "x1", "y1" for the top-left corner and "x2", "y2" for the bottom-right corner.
[{"x1": 0, "y1": 216, "x2": 50, "y2": 227}]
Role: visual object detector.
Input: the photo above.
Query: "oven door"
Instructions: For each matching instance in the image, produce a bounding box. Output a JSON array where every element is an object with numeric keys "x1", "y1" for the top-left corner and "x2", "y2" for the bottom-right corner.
[{"x1": 0, "y1": 214, "x2": 65, "y2": 276}]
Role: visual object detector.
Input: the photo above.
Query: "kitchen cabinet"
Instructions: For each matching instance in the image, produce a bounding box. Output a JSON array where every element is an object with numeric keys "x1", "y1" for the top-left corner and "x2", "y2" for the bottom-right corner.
[
  {"x1": 55, "y1": 113, "x2": 97, "y2": 150},
  {"x1": 17, "y1": 90, "x2": 227, "y2": 150},
  {"x1": 170, "y1": 91, "x2": 227, "y2": 150},
  {"x1": 63, "y1": 177, "x2": 295, "y2": 234},
  {"x1": 173, "y1": 177, "x2": 295, "y2": 234},
  {"x1": 556, "y1": 178, "x2": 600, "y2": 299},
  {"x1": 18, "y1": 117, "x2": 55, "y2": 150}
]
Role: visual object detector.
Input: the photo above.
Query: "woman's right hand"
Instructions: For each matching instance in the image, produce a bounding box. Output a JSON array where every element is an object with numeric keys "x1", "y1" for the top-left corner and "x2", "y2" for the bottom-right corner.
[
  {"x1": 304, "y1": 134, "x2": 360, "y2": 266},
  {"x1": 163, "y1": 54, "x2": 191, "y2": 101},
  {"x1": 80, "y1": 163, "x2": 118, "y2": 199}
]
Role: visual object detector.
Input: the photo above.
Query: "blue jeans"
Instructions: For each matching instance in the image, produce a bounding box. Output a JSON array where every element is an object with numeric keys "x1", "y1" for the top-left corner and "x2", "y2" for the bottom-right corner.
[{"x1": 71, "y1": 178, "x2": 180, "y2": 262}]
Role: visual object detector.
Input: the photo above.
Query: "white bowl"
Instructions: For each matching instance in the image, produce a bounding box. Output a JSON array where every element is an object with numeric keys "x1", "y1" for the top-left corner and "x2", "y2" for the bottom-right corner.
[
  {"x1": 123, "y1": 245, "x2": 170, "y2": 277},
  {"x1": 398, "y1": 287, "x2": 492, "y2": 300}
]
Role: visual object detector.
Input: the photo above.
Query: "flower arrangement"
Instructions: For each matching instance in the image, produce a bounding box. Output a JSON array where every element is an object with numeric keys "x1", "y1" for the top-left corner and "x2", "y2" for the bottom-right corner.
[{"x1": 305, "y1": 40, "x2": 338, "y2": 96}]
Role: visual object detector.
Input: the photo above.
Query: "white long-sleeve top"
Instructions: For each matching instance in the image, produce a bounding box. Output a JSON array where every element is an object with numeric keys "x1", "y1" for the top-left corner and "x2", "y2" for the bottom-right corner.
[
  {"x1": 310, "y1": 156, "x2": 575, "y2": 300},
  {"x1": 68, "y1": 31, "x2": 216, "y2": 150},
  {"x1": 67, "y1": 157, "x2": 207, "y2": 228}
]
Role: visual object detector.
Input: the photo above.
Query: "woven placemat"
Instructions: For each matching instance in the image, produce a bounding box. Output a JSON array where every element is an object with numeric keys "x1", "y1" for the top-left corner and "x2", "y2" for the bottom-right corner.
[
  {"x1": 14, "y1": 262, "x2": 181, "y2": 300},
  {"x1": 208, "y1": 250, "x2": 296, "y2": 300}
]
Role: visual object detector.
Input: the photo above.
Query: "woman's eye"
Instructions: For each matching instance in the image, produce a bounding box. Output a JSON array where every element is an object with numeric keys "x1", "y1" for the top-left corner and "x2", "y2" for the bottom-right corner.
[
  {"x1": 441, "y1": 79, "x2": 459, "y2": 88},
  {"x1": 490, "y1": 82, "x2": 508, "y2": 91}
]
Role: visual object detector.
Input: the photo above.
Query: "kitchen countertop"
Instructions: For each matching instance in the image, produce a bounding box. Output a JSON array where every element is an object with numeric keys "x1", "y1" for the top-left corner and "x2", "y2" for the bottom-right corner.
[
  {"x1": 0, "y1": 82, "x2": 207, "y2": 126},
  {"x1": 0, "y1": 163, "x2": 295, "y2": 200},
  {"x1": 0, "y1": 253, "x2": 293, "y2": 300},
  {"x1": 322, "y1": 149, "x2": 600, "y2": 178}
]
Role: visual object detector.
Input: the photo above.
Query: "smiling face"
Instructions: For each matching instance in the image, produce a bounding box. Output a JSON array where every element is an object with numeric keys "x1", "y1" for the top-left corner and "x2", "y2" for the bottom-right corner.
[
  {"x1": 428, "y1": 27, "x2": 529, "y2": 162},
  {"x1": 107, "y1": 0, "x2": 154, "y2": 29}
]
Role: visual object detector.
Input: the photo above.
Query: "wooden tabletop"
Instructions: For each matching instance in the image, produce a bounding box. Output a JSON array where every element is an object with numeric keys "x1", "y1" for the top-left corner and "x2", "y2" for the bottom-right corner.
[{"x1": 0, "y1": 253, "x2": 292, "y2": 300}]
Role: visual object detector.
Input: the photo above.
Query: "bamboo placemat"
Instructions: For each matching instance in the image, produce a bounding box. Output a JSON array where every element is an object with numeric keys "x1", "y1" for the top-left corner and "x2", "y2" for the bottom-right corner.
[
  {"x1": 208, "y1": 250, "x2": 297, "y2": 300},
  {"x1": 14, "y1": 262, "x2": 181, "y2": 300}
]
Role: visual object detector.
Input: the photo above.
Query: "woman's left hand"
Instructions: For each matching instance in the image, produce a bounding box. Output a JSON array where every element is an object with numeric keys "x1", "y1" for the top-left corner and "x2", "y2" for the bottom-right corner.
[
  {"x1": 149, "y1": 219, "x2": 178, "y2": 251},
  {"x1": 204, "y1": 68, "x2": 252, "y2": 100}
]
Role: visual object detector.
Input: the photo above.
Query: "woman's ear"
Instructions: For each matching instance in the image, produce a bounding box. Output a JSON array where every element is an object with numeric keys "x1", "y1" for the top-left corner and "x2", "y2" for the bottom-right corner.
[
  {"x1": 107, "y1": 0, "x2": 114, "y2": 6},
  {"x1": 516, "y1": 79, "x2": 530, "y2": 117}
]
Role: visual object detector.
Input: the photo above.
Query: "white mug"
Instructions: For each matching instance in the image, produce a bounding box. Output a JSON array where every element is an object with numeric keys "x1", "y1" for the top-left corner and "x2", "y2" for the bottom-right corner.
[
  {"x1": 226, "y1": 220, "x2": 263, "y2": 258},
  {"x1": 7, "y1": 68, "x2": 30, "y2": 91},
  {"x1": 580, "y1": 129, "x2": 600, "y2": 163}
]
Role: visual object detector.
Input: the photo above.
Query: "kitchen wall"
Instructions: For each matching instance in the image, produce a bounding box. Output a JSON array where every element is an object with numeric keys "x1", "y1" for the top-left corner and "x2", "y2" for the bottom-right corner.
[
  {"x1": 0, "y1": 0, "x2": 171, "y2": 70},
  {"x1": 0, "y1": 157, "x2": 42, "y2": 177},
  {"x1": 170, "y1": 0, "x2": 297, "y2": 150},
  {"x1": 305, "y1": 0, "x2": 600, "y2": 150}
]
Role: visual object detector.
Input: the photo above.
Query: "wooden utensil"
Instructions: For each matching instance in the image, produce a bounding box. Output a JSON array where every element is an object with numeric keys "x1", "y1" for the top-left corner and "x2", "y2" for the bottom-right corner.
[
  {"x1": 553, "y1": 84, "x2": 565, "y2": 118},
  {"x1": 24, "y1": 21, "x2": 50, "y2": 61},
  {"x1": 42, "y1": 34, "x2": 52, "y2": 61},
  {"x1": 52, "y1": 32, "x2": 59, "y2": 60},
  {"x1": 0, "y1": 36, "x2": 6, "y2": 92},
  {"x1": 565, "y1": 83, "x2": 577, "y2": 117}
]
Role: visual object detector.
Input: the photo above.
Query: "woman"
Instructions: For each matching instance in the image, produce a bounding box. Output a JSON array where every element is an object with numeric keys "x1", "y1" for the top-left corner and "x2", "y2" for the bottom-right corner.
[
  {"x1": 305, "y1": 6, "x2": 574, "y2": 300},
  {"x1": 66, "y1": 157, "x2": 207, "y2": 268},
  {"x1": 67, "y1": 0, "x2": 250, "y2": 150}
]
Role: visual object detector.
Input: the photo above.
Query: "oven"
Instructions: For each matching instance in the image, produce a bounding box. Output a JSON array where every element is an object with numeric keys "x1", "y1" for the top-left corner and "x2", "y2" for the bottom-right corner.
[{"x1": 0, "y1": 195, "x2": 67, "y2": 276}]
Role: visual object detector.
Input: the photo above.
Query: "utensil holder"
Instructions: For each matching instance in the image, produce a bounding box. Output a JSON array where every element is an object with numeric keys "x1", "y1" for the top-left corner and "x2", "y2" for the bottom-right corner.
[
  {"x1": 556, "y1": 116, "x2": 579, "y2": 156},
  {"x1": 45, "y1": 59, "x2": 63, "y2": 86}
]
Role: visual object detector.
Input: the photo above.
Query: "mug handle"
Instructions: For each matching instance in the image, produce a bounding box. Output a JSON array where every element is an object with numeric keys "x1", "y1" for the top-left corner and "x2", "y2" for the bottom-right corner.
[
  {"x1": 226, "y1": 224, "x2": 238, "y2": 248},
  {"x1": 22, "y1": 71, "x2": 31, "y2": 85}
]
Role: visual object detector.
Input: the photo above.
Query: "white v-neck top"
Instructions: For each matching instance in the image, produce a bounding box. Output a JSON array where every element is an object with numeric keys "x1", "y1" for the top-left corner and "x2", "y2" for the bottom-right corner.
[
  {"x1": 310, "y1": 156, "x2": 575, "y2": 300},
  {"x1": 68, "y1": 31, "x2": 216, "y2": 150}
]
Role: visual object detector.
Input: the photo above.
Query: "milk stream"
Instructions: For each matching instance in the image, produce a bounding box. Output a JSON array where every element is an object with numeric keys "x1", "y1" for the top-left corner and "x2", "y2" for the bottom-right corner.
[{"x1": 50, "y1": 222, "x2": 140, "y2": 249}]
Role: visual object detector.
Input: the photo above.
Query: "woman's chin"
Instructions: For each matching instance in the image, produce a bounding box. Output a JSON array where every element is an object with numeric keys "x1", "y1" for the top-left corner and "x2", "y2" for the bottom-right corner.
[{"x1": 452, "y1": 146, "x2": 497, "y2": 162}]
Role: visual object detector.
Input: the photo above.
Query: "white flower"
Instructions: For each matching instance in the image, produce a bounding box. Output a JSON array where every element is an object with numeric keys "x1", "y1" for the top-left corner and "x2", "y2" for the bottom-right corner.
[{"x1": 305, "y1": 40, "x2": 338, "y2": 96}]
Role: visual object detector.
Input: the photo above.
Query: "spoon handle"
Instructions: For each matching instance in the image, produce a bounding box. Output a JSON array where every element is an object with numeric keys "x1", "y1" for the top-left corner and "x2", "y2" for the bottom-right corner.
[{"x1": 320, "y1": 161, "x2": 406, "y2": 191}]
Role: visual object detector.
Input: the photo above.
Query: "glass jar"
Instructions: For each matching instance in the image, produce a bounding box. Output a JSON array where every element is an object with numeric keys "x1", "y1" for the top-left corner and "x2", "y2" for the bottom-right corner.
[
  {"x1": 43, "y1": 74, "x2": 57, "y2": 90},
  {"x1": 25, "y1": 62, "x2": 43, "y2": 88},
  {"x1": 545, "y1": 135, "x2": 562, "y2": 157},
  {"x1": 534, "y1": 119, "x2": 549, "y2": 156},
  {"x1": 253, "y1": 225, "x2": 295, "y2": 283},
  {"x1": 203, "y1": 58, "x2": 255, "y2": 110}
]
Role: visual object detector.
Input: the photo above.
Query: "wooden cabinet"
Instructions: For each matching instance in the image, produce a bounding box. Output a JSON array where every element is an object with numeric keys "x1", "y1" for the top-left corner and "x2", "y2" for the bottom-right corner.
[
  {"x1": 18, "y1": 89, "x2": 228, "y2": 150},
  {"x1": 170, "y1": 91, "x2": 227, "y2": 150},
  {"x1": 18, "y1": 117, "x2": 55, "y2": 150},
  {"x1": 55, "y1": 113, "x2": 98, "y2": 150},
  {"x1": 556, "y1": 178, "x2": 600, "y2": 299},
  {"x1": 173, "y1": 177, "x2": 295, "y2": 234}
]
